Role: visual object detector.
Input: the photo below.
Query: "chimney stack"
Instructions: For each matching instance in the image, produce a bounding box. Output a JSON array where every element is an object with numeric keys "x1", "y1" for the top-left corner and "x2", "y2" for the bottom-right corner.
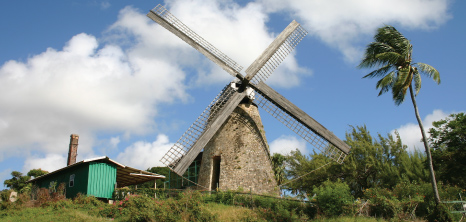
[{"x1": 67, "y1": 134, "x2": 79, "y2": 166}]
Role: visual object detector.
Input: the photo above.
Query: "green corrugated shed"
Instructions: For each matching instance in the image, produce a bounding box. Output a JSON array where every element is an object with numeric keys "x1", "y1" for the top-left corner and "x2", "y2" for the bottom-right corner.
[
  {"x1": 88, "y1": 162, "x2": 117, "y2": 198},
  {"x1": 29, "y1": 157, "x2": 165, "y2": 199}
]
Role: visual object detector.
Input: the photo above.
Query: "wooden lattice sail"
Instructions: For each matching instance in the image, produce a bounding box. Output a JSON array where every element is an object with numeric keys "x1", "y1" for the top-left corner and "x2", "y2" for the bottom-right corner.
[{"x1": 147, "y1": 4, "x2": 351, "y2": 191}]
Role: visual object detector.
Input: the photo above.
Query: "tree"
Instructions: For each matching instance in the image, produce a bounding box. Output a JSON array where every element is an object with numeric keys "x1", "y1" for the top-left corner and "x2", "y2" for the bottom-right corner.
[
  {"x1": 429, "y1": 112, "x2": 466, "y2": 187},
  {"x1": 139, "y1": 166, "x2": 170, "y2": 189},
  {"x1": 27, "y1": 168, "x2": 49, "y2": 179},
  {"x1": 271, "y1": 153, "x2": 286, "y2": 186},
  {"x1": 358, "y1": 25, "x2": 441, "y2": 203},
  {"x1": 4, "y1": 171, "x2": 30, "y2": 191},
  {"x1": 284, "y1": 125, "x2": 429, "y2": 198}
]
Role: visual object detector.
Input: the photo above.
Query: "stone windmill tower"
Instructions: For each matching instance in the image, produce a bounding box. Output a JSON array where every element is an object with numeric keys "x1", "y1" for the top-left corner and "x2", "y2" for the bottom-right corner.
[
  {"x1": 198, "y1": 98, "x2": 276, "y2": 194},
  {"x1": 147, "y1": 5, "x2": 352, "y2": 195}
]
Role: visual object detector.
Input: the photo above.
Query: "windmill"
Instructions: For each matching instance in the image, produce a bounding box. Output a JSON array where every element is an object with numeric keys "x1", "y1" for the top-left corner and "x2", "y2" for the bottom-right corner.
[{"x1": 147, "y1": 4, "x2": 351, "y2": 193}]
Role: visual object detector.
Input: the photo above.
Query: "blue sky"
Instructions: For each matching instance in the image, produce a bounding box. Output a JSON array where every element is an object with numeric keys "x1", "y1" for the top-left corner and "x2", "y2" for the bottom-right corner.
[{"x1": 1, "y1": 0, "x2": 464, "y2": 187}]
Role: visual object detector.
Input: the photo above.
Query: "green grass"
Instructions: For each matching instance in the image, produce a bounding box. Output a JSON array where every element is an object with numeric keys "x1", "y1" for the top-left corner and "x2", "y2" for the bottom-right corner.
[
  {"x1": 205, "y1": 202, "x2": 265, "y2": 222},
  {"x1": 0, "y1": 207, "x2": 110, "y2": 222},
  {"x1": 314, "y1": 216, "x2": 387, "y2": 222}
]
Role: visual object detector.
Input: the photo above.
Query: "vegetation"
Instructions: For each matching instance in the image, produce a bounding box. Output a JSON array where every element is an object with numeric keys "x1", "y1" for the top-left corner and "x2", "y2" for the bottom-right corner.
[
  {"x1": 3, "y1": 168, "x2": 48, "y2": 194},
  {"x1": 2, "y1": 115, "x2": 465, "y2": 220},
  {"x1": 358, "y1": 25, "x2": 441, "y2": 203},
  {"x1": 284, "y1": 126, "x2": 428, "y2": 198},
  {"x1": 138, "y1": 166, "x2": 170, "y2": 189},
  {"x1": 429, "y1": 112, "x2": 466, "y2": 187},
  {"x1": 271, "y1": 153, "x2": 286, "y2": 186}
]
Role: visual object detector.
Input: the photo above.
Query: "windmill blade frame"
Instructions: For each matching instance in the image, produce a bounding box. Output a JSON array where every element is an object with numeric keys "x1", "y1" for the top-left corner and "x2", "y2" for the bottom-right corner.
[
  {"x1": 160, "y1": 83, "x2": 248, "y2": 175},
  {"x1": 147, "y1": 5, "x2": 243, "y2": 79},
  {"x1": 149, "y1": 3, "x2": 351, "y2": 180},
  {"x1": 251, "y1": 82, "x2": 349, "y2": 163},
  {"x1": 245, "y1": 20, "x2": 308, "y2": 85}
]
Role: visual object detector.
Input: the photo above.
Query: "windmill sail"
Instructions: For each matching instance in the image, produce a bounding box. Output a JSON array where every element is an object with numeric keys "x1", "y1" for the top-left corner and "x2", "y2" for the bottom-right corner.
[
  {"x1": 160, "y1": 84, "x2": 247, "y2": 175},
  {"x1": 147, "y1": 5, "x2": 243, "y2": 79},
  {"x1": 251, "y1": 82, "x2": 350, "y2": 163},
  {"x1": 149, "y1": 4, "x2": 351, "y2": 179},
  {"x1": 245, "y1": 21, "x2": 308, "y2": 84}
]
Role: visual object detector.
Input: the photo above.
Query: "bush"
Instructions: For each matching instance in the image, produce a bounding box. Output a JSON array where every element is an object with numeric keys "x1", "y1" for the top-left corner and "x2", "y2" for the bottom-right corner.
[
  {"x1": 364, "y1": 187, "x2": 401, "y2": 219},
  {"x1": 73, "y1": 193, "x2": 105, "y2": 209},
  {"x1": 426, "y1": 203, "x2": 453, "y2": 222},
  {"x1": 313, "y1": 179, "x2": 353, "y2": 217}
]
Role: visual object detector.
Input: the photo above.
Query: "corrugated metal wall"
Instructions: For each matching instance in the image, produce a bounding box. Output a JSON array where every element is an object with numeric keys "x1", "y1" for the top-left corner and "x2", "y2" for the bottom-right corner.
[{"x1": 87, "y1": 162, "x2": 117, "y2": 199}]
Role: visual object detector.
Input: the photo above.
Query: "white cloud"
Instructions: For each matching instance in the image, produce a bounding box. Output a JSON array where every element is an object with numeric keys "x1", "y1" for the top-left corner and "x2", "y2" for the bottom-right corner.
[
  {"x1": 116, "y1": 134, "x2": 172, "y2": 169},
  {"x1": 23, "y1": 154, "x2": 67, "y2": 173},
  {"x1": 269, "y1": 135, "x2": 307, "y2": 155},
  {"x1": 260, "y1": 0, "x2": 451, "y2": 62},
  {"x1": 150, "y1": 0, "x2": 309, "y2": 87},
  {"x1": 0, "y1": 9, "x2": 189, "y2": 163},
  {"x1": 110, "y1": 136, "x2": 120, "y2": 148},
  {"x1": 101, "y1": 2, "x2": 111, "y2": 10},
  {"x1": 392, "y1": 109, "x2": 451, "y2": 152}
]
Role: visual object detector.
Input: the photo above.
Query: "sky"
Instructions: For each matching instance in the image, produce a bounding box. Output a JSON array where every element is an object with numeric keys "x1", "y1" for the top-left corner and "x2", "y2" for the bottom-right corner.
[{"x1": 0, "y1": 0, "x2": 465, "y2": 187}]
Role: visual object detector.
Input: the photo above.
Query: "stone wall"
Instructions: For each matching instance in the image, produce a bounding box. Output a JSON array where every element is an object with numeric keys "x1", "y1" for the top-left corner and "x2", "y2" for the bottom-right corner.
[{"x1": 197, "y1": 101, "x2": 279, "y2": 195}]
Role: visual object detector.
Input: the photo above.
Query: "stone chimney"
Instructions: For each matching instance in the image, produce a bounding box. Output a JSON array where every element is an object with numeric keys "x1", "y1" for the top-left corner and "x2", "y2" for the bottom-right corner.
[{"x1": 67, "y1": 134, "x2": 79, "y2": 166}]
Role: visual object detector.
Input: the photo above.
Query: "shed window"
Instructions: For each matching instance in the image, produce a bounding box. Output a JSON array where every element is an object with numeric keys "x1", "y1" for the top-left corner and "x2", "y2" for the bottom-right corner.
[{"x1": 69, "y1": 174, "x2": 75, "y2": 187}]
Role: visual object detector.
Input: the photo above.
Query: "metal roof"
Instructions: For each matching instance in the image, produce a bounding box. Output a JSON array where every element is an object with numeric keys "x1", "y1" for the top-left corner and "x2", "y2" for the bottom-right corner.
[{"x1": 28, "y1": 156, "x2": 165, "y2": 187}]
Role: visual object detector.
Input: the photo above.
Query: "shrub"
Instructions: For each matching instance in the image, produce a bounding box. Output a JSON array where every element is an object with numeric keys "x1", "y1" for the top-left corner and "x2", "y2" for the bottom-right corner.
[
  {"x1": 37, "y1": 188, "x2": 51, "y2": 206},
  {"x1": 73, "y1": 193, "x2": 105, "y2": 209},
  {"x1": 426, "y1": 203, "x2": 453, "y2": 222},
  {"x1": 123, "y1": 195, "x2": 156, "y2": 222},
  {"x1": 313, "y1": 179, "x2": 353, "y2": 217},
  {"x1": 364, "y1": 187, "x2": 401, "y2": 219}
]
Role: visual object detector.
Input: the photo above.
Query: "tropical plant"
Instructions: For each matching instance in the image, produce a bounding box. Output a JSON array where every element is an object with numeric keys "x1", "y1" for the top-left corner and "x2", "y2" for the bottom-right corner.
[
  {"x1": 358, "y1": 25, "x2": 441, "y2": 203},
  {"x1": 271, "y1": 153, "x2": 286, "y2": 186},
  {"x1": 429, "y1": 112, "x2": 466, "y2": 187}
]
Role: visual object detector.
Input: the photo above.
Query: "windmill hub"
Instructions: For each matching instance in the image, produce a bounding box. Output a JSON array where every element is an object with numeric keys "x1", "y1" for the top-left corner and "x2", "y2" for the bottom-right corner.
[{"x1": 230, "y1": 79, "x2": 255, "y2": 100}]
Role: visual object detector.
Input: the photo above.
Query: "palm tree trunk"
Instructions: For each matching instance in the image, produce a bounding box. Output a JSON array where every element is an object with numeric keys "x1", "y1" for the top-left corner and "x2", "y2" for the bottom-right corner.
[{"x1": 409, "y1": 85, "x2": 441, "y2": 204}]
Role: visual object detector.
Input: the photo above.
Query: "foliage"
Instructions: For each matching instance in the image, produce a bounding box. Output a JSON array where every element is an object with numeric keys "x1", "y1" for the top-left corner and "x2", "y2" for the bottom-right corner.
[
  {"x1": 271, "y1": 153, "x2": 286, "y2": 186},
  {"x1": 284, "y1": 149, "x2": 334, "y2": 197},
  {"x1": 3, "y1": 171, "x2": 30, "y2": 191},
  {"x1": 312, "y1": 179, "x2": 353, "y2": 217},
  {"x1": 285, "y1": 126, "x2": 428, "y2": 198},
  {"x1": 358, "y1": 25, "x2": 440, "y2": 105},
  {"x1": 343, "y1": 126, "x2": 428, "y2": 197},
  {"x1": 205, "y1": 190, "x2": 316, "y2": 220},
  {"x1": 138, "y1": 166, "x2": 169, "y2": 189},
  {"x1": 429, "y1": 112, "x2": 466, "y2": 187},
  {"x1": 4, "y1": 168, "x2": 50, "y2": 193},
  {"x1": 358, "y1": 24, "x2": 441, "y2": 204},
  {"x1": 27, "y1": 168, "x2": 49, "y2": 179},
  {"x1": 426, "y1": 203, "x2": 453, "y2": 222},
  {"x1": 364, "y1": 187, "x2": 401, "y2": 218}
]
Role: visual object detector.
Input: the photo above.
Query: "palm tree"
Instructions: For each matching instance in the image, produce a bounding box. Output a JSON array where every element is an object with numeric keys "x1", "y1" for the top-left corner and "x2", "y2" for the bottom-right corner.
[
  {"x1": 271, "y1": 153, "x2": 286, "y2": 186},
  {"x1": 358, "y1": 25, "x2": 441, "y2": 204}
]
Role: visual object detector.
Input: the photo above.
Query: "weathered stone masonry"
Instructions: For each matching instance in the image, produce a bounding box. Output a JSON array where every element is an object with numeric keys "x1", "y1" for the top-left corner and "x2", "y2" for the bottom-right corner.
[{"x1": 197, "y1": 101, "x2": 278, "y2": 195}]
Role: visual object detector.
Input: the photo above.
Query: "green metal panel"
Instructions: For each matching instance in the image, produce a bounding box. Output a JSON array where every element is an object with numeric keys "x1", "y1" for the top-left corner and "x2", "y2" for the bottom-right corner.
[
  {"x1": 32, "y1": 163, "x2": 89, "y2": 199},
  {"x1": 69, "y1": 164, "x2": 90, "y2": 198},
  {"x1": 87, "y1": 162, "x2": 117, "y2": 199}
]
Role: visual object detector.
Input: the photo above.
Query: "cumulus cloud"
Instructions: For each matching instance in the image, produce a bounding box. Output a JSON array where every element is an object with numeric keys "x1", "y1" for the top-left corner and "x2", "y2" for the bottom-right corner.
[
  {"x1": 148, "y1": 0, "x2": 310, "y2": 87},
  {"x1": 0, "y1": 11, "x2": 188, "y2": 162},
  {"x1": 269, "y1": 135, "x2": 307, "y2": 155},
  {"x1": 116, "y1": 134, "x2": 172, "y2": 169},
  {"x1": 392, "y1": 109, "x2": 451, "y2": 152},
  {"x1": 260, "y1": 0, "x2": 451, "y2": 62},
  {"x1": 0, "y1": 0, "x2": 453, "y2": 173},
  {"x1": 23, "y1": 154, "x2": 67, "y2": 173}
]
